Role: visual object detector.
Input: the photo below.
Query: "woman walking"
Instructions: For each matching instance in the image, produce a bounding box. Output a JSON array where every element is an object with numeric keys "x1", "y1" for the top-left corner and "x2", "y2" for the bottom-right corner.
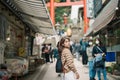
[
  {"x1": 87, "y1": 39, "x2": 96, "y2": 80},
  {"x1": 92, "y1": 38, "x2": 107, "y2": 80},
  {"x1": 58, "y1": 37, "x2": 80, "y2": 80}
]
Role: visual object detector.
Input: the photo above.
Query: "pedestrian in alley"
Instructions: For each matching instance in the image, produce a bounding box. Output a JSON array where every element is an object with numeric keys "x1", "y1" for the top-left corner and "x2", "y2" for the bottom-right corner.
[
  {"x1": 41, "y1": 44, "x2": 46, "y2": 61},
  {"x1": 53, "y1": 47, "x2": 59, "y2": 61},
  {"x1": 49, "y1": 44, "x2": 54, "y2": 63},
  {"x1": 55, "y1": 41, "x2": 61, "y2": 77},
  {"x1": 58, "y1": 37, "x2": 80, "y2": 80},
  {"x1": 44, "y1": 44, "x2": 50, "y2": 63},
  {"x1": 80, "y1": 37, "x2": 88, "y2": 65},
  {"x1": 86, "y1": 38, "x2": 96, "y2": 80},
  {"x1": 92, "y1": 38, "x2": 107, "y2": 80},
  {"x1": 54, "y1": 42, "x2": 60, "y2": 60},
  {"x1": 74, "y1": 40, "x2": 81, "y2": 61}
]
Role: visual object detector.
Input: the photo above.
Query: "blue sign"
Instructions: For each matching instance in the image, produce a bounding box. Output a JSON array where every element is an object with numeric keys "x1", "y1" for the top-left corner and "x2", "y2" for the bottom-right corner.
[{"x1": 106, "y1": 52, "x2": 116, "y2": 62}]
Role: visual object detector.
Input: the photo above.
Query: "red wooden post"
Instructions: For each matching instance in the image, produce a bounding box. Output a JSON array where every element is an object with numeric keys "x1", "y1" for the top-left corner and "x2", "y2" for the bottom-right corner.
[
  {"x1": 83, "y1": 0, "x2": 89, "y2": 33},
  {"x1": 50, "y1": 0, "x2": 55, "y2": 25}
]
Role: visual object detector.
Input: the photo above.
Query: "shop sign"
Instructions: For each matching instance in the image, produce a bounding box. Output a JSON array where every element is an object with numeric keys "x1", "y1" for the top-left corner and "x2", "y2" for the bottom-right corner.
[
  {"x1": 34, "y1": 33, "x2": 42, "y2": 45},
  {"x1": 32, "y1": 45, "x2": 39, "y2": 56},
  {"x1": 87, "y1": 0, "x2": 94, "y2": 18},
  {"x1": 106, "y1": 52, "x2": 116, "y2": 62},
  {"x1": 19, "y1": 47, "x2": 25, "y2": 57}
]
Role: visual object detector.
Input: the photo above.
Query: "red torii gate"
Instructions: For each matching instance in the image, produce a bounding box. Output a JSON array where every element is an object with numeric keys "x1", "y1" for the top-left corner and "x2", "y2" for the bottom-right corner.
[{"x1": 47, "y1": 0, "x2": 88, "y2": 33}]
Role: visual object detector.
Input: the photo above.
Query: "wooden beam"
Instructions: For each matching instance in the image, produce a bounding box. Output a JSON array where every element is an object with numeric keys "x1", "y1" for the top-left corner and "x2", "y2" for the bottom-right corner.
[{"x1": 47, "y1": 1, "x2": 83, "y2": 7}]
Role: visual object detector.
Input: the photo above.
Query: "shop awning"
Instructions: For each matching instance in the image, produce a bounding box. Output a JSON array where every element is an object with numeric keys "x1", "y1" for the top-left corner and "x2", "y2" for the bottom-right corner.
[
  {"x1": 85, "y1": 0, "x2": 118, "y2": 36},
  {"x1": 92, "y1": 0, "x2": 118, "y2": 33},
  {"x1": 84, "y1": 26, "x2": 93, "y2": 36},
  {"x1": 1, "y1": 0, "x2": 56, "y2": 35}
]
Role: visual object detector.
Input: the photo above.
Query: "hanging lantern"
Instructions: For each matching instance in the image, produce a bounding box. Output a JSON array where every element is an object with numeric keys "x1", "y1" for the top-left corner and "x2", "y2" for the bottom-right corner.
[{"x1": 66, "y1": 27, "x2": 72, "y2": 37}]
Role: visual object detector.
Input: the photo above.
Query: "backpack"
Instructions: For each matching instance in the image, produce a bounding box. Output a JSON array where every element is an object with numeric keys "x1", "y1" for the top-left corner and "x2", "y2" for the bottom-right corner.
[{"x1": 55, "y1": 57, "x2": 63, "y2": 73}]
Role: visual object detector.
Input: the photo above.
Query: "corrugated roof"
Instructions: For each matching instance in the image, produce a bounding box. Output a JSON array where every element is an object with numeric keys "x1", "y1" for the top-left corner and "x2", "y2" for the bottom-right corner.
[{"x1": 1, "y1": 0, "x2": 56, "y2": 35}]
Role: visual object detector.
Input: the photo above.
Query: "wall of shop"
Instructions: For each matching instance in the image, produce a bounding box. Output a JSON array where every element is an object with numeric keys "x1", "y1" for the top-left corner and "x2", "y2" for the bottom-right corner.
[
  {"x1": 107, "y1": 22, "x2": 120, "y2": 64},
  {"x1": 0, "y1": 3, "x2": 26, "y2": 58},
  {"x1": 97, "y1": 17, "x2": 120, "y2": 64}
]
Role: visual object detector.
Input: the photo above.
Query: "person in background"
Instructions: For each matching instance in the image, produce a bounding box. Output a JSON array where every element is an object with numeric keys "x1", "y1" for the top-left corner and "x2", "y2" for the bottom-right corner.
[
  {"x1": 44, "y1": 44, "x2": 50, "y2": 63},
  {"x1": 53, "y1": 42, "x2": 60, "y2": 61},
  {"x1": 80, "y1": 37, "x2": 88, "y2": 65},
  {"x1": 58, "y1": 37, "x2": 79, "y2": 80},
  {"x1": 41, "y1": 44, "x2": 46, "y2": 61},
  {"x1": 74, "y1": 40, "x2": 81, "y2": 61},
  {"x1": 87, "y1": 38, "x2": 96, "y2": 80},
  {"x1": 53, "y1": 47, "x2": 58, "y2": 61},
  {"x1": 49, "y1": 44, "x2": 54, "y2": 63},
  {"x1": 92, "y1": 38, "x2": 107, "y2": 80},
  {"x1": 55, "y1": 41, "x2": 61, "y2": 77}
]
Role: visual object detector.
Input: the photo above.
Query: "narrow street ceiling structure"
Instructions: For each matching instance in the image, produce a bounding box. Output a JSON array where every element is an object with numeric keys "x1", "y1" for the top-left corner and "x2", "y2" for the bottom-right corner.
[{"x1": 1, "y1": 0, "x2": 56, "y2": 35}]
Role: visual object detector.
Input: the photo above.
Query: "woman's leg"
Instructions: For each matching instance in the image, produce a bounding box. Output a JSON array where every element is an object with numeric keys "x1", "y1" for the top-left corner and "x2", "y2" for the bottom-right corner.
[
  {"x1": 97, "y1": 70, "x2": 101, "y2": 80},
  {"x1": 89, "y1": 61, "x2": 93, "y2": 80},
  {"x1": 102, "y1": 68, "x2": 107, "y2": 80},
  {"x1": 45, "y1": 54, "x2": 50, "y2": 62},
  {"x1": 76, "y1": 52, "x2": 80, "y2": 61},
  {"x1": 92, "y1": 61, "x2": 96, "y2": 80}
]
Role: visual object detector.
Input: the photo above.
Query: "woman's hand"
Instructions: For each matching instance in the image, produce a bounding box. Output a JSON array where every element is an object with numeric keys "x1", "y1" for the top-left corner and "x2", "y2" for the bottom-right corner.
[{"x1": 75, "y1": 72, "x2": 80, "y2": 79}]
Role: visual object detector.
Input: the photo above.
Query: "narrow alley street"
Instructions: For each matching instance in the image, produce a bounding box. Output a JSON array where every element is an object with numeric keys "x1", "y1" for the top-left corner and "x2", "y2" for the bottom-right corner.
[
  {"x1": 22, "y1": 58, "x2": 119, "y2": 80},
  {"x1": 0, "y1": 0, "x2": 120, "y2": 80}
]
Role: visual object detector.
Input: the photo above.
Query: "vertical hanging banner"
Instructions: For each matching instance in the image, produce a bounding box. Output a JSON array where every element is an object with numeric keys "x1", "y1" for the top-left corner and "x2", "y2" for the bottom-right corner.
[{"x1": 86, "y1": 0, "x2": 94, "y2": 18}]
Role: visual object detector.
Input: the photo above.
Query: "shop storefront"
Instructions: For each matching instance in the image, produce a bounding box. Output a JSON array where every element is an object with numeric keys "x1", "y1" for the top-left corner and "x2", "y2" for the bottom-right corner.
[
  {"x1": 0, "y1": 7, "x2": 25, "y2": 59},
  {"x1": 106, "y1": 20, "x2": 120, "y2": 63},
  {"x1": 0, "y1": 0, "x2": 55, "y2": 78},
  {"x1": 0, "y1": 3, "x2": 30, "y2": 77},
  {"x1": 85, "y1": 0, "x2": 119, "y2": 68}
]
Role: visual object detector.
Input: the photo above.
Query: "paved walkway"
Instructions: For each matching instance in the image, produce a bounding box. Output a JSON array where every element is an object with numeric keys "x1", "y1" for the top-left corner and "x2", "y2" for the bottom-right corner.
[
  {"x1": 23, "y1": 58, "x2": 120, "y2": 80},
  {"x1": 41, "y1": 58, "x2": 120, "y2": 80},
  {"x1": 41, "y1": 59, "x2": 89, "y2": 80}
]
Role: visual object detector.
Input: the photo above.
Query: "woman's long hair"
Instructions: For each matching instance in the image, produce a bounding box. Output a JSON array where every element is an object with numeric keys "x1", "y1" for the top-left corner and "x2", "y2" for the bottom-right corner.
[
  {"x1": 57, "y1": 37, "x2": 70, "y2": 56},
  {"x1": 95, "y1": 38, "x2": 104, "y2": 46}
]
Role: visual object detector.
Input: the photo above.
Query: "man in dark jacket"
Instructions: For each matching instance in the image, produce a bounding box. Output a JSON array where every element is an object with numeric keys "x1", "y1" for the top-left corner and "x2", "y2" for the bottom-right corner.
[{"x1": 80, "y1": 37, "x2": 88, "y2": 65}]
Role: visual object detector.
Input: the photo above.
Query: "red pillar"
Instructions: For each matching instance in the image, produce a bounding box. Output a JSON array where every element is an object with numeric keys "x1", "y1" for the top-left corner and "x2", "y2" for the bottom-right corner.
[
  {"x1": 50, "y1": 0, "x2": 55, "y2": 25},
  {"x1": 83, "y1": 0, "x2": 89, "y2": 34}
]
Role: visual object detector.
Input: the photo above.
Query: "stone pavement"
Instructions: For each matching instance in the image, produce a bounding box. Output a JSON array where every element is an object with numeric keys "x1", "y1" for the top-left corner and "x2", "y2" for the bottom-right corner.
[
  {"x1": 24, "y1": 57, "x2": 120, "y2": 80},
  {"x1": 40, "y1": 58, "x2": 120, "y2": 80},
  {"x1": 41, "y1": 59, "x2": 89, "y2": 80}
]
